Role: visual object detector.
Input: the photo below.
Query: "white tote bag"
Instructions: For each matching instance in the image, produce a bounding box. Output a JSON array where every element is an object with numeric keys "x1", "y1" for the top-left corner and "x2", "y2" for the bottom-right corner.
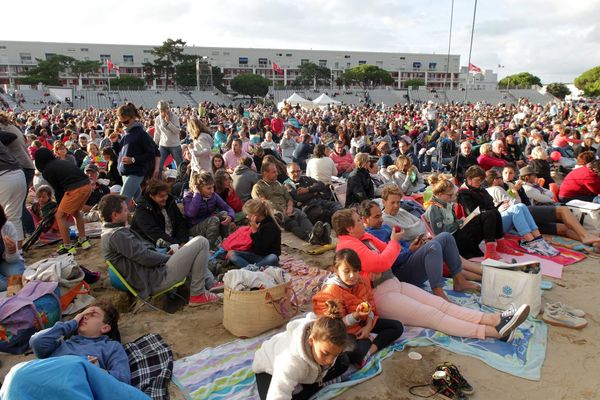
[{"x1": 481, "y1": 266, "x2": 542, "y2": 316}]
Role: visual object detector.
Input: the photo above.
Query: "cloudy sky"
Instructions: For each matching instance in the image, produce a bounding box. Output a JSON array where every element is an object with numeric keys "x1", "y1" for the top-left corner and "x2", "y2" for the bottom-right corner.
[{"x1": 4, "y1": 0, "x2": 600, "y2": 83}]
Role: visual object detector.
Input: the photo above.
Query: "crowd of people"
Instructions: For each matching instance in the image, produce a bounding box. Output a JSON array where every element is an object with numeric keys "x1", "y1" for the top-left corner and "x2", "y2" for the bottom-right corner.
[{"x1": 1, "y1": 95, "x2": 600, "y2": 399}]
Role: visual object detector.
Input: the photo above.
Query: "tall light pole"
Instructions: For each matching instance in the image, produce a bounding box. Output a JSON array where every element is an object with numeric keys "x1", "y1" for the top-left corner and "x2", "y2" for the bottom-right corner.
[
  {"x1": 463, "y1": 0, "x2": 478, "y2": 104},
  {"x1": 444, "y1": 0, "x2": 455, "y2": 91}
]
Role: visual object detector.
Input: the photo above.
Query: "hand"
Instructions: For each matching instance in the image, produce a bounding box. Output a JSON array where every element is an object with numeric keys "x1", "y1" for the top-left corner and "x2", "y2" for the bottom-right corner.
[
  {"x1": 226, "y1": 250, "x2": 234, "y2": 260},
  {"x1": 249, "y1": 215, "x2": 260, "y2": 231},
  {"x1": 74, "y1": 306, "x2": 97, "y2": 325},
  {"x1": 221, "y1": 216, "x2": 232, "y2": 226},
  {"x1": 513, "y1": 180, "x2": 523, "y2": 191},
  {"x1": 152, "y1": 169, "x2": 159, "y2": 179},
  {"x1": 356, "y1": 324, "x2": 373, "y2": 340},
  {"x1": 285, "y1": 207, "x2": 294, "y2": 217},
  {"x1": 354, "y1": 303, "x2": 370, "y2": 319},
  {"x1": 3, "y1": 235, "x2": 17, "y2": 254},
  {"x1": 409, "y1": 235, "x2": 425, "y2": 252},
  {"x1": 121, "y1": 156, "x2": 134, "y2": 165},
  {"x1": 297, "y1": 187, "x2": 310, "y2": 195},
  {"x1": 390, "y1": 227, "x2": 404, "y2": 242}
]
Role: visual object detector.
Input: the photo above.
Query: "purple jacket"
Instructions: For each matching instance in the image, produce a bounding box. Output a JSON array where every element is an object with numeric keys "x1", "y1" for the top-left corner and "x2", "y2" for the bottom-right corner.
[{"x1": 183, "y1": 191, "x2": 235, "y2": 225}]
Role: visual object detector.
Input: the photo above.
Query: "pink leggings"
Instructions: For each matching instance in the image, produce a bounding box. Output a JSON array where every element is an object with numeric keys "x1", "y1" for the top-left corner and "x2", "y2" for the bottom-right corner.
[{"x1": 373, "y1": 278, "x2": 487, "y2": 339}]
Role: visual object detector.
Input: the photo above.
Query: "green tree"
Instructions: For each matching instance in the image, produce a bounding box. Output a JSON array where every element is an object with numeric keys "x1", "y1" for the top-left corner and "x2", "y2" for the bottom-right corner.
[
  {"x1": 293, "y1": 62, "x2": 331, "y2": 88},
  {"x1": 212, "y1": 66, "x2": 225, "y2": 92},
  {"x1": 230, "y1": 73, "x2": 270, "y2": 99},
  {"x1": 21, "y1": 55, "x2": 76, "y2": 85},
  {"x1": 110, "y1": 75, "x2": 146, "y2": 89},
  {"x1": 498, "y1": 72, "x2": 542, "y2": 89},
  {"x1": 545, "y1": 82, "x2": 571, "y2": 99},
  {"x1": 574, "y1": 66, "x2": 600, "y2": 97},
  {"x1": 338, "y1": 64, "x2": 393, "y2": 88},
  {"x1": 71, "y1": 60, "x2": 101, "y2": 76},
  {"x1": 174, "y1": 55, "x2": 197, "y2": 88},
  {"x1": 404, "y1": 79, "x2": 425, "y2": 89},
  {"x1": 151, "y1": 38, "x2": 187, "y2": 90}
]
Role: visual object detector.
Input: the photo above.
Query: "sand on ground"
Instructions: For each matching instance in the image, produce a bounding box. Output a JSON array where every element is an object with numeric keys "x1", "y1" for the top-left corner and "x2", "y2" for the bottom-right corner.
[{"x1": 1, "y1": 234, "x2": 599, "y2": 400}]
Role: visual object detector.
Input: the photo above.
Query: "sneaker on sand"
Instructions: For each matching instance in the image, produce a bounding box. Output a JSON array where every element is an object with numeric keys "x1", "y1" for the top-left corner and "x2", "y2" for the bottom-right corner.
[
  {"x1": 75, "y1": 237, "x2": 92, "y2": 250},
  {"x1": 189, "y1": 292, "x2": 222, "y2": 306},
  {"x1": 542, "y1": 307, "x2": 587, "y2": 329},
  {"x1": 545, "y1": 302, "x2": 585, "y2": 317},
  {"x1": 57, "y1": 244, "x2": 77, "y2": 255},
  {"x1": 309, "y1": 221, "x2": 324, "y2": 245},
  {"x1": 496, "y1": 304, "x2": 530, "y2": 340}
]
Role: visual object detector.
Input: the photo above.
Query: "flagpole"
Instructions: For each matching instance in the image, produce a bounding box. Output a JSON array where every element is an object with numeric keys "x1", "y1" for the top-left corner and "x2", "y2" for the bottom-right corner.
[
  {"x1": 463, "y1": 0, "x2": 477, "y2": 104},
  {"x1": 444, "y1": 0, "x2": 454, "y2": 90}
]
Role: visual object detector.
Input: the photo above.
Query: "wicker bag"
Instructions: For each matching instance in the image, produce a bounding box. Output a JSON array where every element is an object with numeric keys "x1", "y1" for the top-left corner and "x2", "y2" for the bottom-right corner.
[{"x1": 223, "y1": 281, "x2": 298, "y2": 338}]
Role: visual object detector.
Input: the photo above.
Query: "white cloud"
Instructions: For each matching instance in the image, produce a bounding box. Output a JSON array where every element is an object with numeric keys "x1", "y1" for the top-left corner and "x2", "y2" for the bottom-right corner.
[{"x1": 4, "y1": 0, "x2": 600, "y2": 82}]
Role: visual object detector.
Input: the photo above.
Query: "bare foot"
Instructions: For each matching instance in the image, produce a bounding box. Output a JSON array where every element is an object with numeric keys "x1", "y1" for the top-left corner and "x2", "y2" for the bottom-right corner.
[
  {"x1": 432, "y1": 287, "x2": 451, "y2": 302},
  {"x1": 453, "y1": 274, "x2": 481, "y2": 292},
  {"x1": 580, "y1": 234, "x2": 600, "y2": 246}
]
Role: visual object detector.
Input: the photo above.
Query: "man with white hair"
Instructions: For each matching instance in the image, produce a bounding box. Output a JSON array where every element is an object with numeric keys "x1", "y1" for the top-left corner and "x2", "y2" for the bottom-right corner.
[{"x1": 154, "y1": 100, "x2": 182, "y2": 177}]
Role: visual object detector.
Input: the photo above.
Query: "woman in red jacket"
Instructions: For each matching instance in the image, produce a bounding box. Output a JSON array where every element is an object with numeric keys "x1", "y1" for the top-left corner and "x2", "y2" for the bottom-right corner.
[
  {"x1": 559, "y1": 160, "x2": 600, "y2": 203},
  {"x1": 331, "y1": 209, "x2": 530, "y2": 342},
  {"x1": 476, "y1": 143, "x2": 507, "y2": 171}
]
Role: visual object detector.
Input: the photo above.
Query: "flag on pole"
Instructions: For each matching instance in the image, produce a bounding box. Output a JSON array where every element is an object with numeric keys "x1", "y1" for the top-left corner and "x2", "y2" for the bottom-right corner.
[
  {"x1": 107, "y1": 59, "x2": 114, "y2": 71},
  {"x1": 272, "y1": 62, "x2": 283, "y2": 76},
  {"x1": 468, "y1": 63, "x2": 481, "y2": 73}
]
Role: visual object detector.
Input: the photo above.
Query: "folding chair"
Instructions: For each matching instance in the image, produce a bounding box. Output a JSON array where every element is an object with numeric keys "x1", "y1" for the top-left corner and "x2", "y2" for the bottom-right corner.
[{"x1": 105, "y1": 260, "x2": 186, "y2": 313}]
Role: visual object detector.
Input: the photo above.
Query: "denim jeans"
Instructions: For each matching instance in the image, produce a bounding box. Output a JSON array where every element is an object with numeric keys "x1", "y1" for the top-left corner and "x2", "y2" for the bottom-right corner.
[
  {"x1": 392, "y1": 232, "x2": 462, "y2": 289},
  {"x1": 120, "y1": 174, "x2": 145, "y2": 203},
  {"x1": 0, "y1": 258, "x2": 25, "y2": 291},
  {"x1": 229, "y1": 251, "x2": 279, "y2": 269},
  {"x1": 158, "y1": 146, "x2": 184, "y2": 176},
  {"x1": 500, "y1": 203, "x2": 538, "y2": 236}
]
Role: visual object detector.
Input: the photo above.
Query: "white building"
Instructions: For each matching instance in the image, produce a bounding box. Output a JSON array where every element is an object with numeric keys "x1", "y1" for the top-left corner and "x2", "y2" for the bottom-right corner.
[
  {"x1": 0, "y1": 40, "x2": 464, "y2": 90},
  {"x1": 458, "y1": 66, "x2": 498, "y2": 90}
]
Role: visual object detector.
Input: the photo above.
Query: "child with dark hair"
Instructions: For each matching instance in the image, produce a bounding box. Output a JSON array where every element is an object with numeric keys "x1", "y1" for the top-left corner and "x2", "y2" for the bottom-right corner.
[{"x1": 29, "y1": 300, "x2": 129, "y2": 382}]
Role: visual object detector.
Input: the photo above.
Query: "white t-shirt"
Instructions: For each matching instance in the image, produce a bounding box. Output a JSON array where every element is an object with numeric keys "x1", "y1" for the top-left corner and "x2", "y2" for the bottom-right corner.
[{"x1": 306, "y1": 157, "x2": 338, "y2": 185}]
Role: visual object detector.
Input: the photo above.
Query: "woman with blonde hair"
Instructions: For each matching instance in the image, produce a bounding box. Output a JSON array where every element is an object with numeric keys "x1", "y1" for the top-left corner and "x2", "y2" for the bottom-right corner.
[
  {"x1": 227, "y1": 199, "x2": 281, "y2": 268},
  {"x1": 187, "y1": 117, "x2": 214, "y2": 174},
  {"x1": 476, "y1": 142, "x2": 507, "y2": 171},
  {"x1": 392, "y1": 155, "x2": 424, "y2": 195}
]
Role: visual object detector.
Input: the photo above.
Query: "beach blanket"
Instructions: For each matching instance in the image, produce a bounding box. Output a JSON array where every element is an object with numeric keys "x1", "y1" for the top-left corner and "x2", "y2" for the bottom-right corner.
[
  {"x1": 502, "y1": 233, "x2": 586, "y2": 266},
  {"x1": 34, "y1": 222, "x2": 103, "y2": 248},
  {"x1": 278, "y1": 253, "x2": 330, "y2": 308},
  {"x1": 173, "y1": 282, "x2": 547, "y2": 399},
  {"x1": 281, "y1": 231, "x2": 337, "y2": 254},
  {"x1": 543, "y1": 234, "x2": 599, "y2": 257}
]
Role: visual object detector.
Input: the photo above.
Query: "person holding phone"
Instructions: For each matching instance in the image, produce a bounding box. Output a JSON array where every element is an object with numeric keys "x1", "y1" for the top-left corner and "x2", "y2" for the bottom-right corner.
[{"x1": 360, "y1": 200, "x2": 480, "y2": 301}]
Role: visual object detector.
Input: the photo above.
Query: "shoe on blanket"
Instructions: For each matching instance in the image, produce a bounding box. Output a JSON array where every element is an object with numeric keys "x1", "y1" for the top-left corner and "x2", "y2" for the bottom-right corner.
[
  {"x1": 309, "y1": 221, "x2": 324, "y2": 245},
  {"x1": 519, "y1": 239, "x2": 555, "y2": 256},
  {"x1": 189, "y1": 292, "x2": 222, "y2": 306},
  {"x1": 545, "y1": 302, "x2": 585, "y2": 317},
  {"x1": 496, "y1": 304, "x2": 530, "y2": 341},
  {"x1": 542, "y1": 307, "x2": 587, "y2": 329}
]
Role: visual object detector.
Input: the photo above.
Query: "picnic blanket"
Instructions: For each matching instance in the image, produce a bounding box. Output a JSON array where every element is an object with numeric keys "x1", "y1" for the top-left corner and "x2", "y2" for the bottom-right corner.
[
  {"x1": 173, "y1": 281, "x2": 547, "y2": 399},
  {"x1": 543, "y1": 234, "x2": 600, "y2": 257},
  {"x1": 278, "y1": 253, "x2": 330, "y2": 308},
  {"x1": 34, "y1": 222, "x2": 103, "y2": 248}
]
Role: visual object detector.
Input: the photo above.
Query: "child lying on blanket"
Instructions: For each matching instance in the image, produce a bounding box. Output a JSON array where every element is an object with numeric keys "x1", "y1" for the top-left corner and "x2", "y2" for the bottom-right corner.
[
  {"x1": 1, "y1": 300, "x2": 150, "y2": 400},
  {"x1": 313, "y1": 249, "x2": 404, "y2": 368},
  {"x1": 29, "y1": 299, "x2": 130, "y2": 383},
  {"x1": 253, "y1": 301, "x2": 352, "y2": 400}
]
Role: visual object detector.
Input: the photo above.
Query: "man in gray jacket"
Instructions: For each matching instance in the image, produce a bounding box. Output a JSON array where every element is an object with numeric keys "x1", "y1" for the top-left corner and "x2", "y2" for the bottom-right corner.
[
  {"x1": 154, "y1": 100, "x2": 182, "y2": 177},
  {"x1": 99, "y1": 194, "x2": 221, "y2": 306}
]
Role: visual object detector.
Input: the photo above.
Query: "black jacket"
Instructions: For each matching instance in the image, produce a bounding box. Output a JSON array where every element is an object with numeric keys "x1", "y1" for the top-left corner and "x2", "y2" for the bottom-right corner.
[
  {"x1": 250, "y1": 215, "x2": 281, "y2": 257},
  {"x1": 34, "y1": 148, "x2": 90, "y2": 203},
  {"x1": 457, "y1": 185, "x2": 496, "y2": 215},
  {"x1": 131, "y1": 192, "x2": 189, "y2": 245},
  {"x1": 449, "y1": 153, "x2": 478, "y2": 182},
  {"x1": 284, "y1": 176, "x2": 331, "y2": 207},
  {"x1": 345, "y1": 167, "x2": 374, "y2": 207}
]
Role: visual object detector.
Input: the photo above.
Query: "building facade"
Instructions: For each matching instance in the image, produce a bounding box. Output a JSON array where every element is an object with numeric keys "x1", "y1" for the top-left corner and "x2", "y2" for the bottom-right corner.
[{"x1": 0, "y1": 40, "x2": 466, "y2": 90}]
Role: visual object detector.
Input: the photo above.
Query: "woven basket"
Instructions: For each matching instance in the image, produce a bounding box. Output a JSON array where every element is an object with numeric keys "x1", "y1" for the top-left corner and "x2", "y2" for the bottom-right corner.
[{"x1": 223, "y1": 281, "x2": 298, "y2": 338}]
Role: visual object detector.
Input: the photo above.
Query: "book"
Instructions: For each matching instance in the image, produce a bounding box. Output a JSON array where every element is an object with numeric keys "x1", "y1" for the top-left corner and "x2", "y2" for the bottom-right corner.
[{"x1": 459, "y1": 206, "x2": 480, "y2": 229}]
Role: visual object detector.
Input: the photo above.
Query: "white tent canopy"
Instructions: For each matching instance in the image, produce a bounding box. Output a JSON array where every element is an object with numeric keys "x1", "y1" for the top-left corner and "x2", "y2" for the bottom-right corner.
[
  {"x1": 277, "y1": 92, "x2": 315, "y2": 110},
  {"x1": 312, "y1": 93, "x2": 341, "y2": 105}
]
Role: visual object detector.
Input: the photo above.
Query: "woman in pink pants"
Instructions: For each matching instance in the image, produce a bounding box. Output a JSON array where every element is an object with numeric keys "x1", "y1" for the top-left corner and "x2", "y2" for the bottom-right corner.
[{"x1": 332, "y1": 208, "x2": 530, "y2": 341}]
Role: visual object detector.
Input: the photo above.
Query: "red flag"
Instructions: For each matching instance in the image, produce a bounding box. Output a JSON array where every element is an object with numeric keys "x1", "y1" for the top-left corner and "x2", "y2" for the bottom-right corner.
[
  {"x1": 272, "y1": 62, "x2": 283, "y2": 76},
  {"x1": 107, "y1": 59, "x2": 114, "y2": 71},
  {"x1": 468, "y1": 63, "x2": 481, "y2": 73}
]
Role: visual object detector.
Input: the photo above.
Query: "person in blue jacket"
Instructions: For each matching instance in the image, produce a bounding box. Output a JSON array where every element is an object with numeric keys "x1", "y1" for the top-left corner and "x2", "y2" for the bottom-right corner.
[
  {"x1": 116, "y1": 102, "x2": 158, "y2": 203},
  {"x1": 29, "y1": 299, "x2": 130, "y2": 383}
]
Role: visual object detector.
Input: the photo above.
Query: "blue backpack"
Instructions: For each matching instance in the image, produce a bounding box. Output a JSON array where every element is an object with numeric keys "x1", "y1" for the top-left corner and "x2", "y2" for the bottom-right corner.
[{"x1": 0, "y1": 281, "x2": 61, "y2": 354}]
